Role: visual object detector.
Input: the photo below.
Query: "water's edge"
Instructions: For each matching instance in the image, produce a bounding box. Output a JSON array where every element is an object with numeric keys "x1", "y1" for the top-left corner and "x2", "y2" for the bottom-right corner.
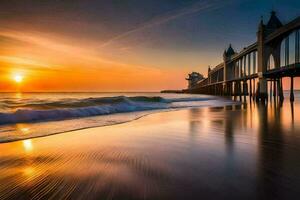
[{"x1": 0, "y1": 102, "x2": 239, "y2": 144}]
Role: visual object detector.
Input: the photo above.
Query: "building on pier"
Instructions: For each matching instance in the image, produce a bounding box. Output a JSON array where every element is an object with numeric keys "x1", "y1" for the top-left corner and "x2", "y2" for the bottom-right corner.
[
  {"x1": 186, "y1": 72, "x2": 204, "y2": 89},
  {"x1": 185, "y1": 11, "x2": 300, "y2": 102}
]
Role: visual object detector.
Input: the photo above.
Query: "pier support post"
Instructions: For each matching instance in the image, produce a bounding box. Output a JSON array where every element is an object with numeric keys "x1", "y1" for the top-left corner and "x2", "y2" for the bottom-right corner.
[
  {"x1": 232, "y1": 82, "x2": 236, "y2": 97},
  {"x1": 238, "y1": 81, "x2": 242, "y2": 101},
  {"x1": 290, "y1": 76, "x2": 294, "y2": 102},
  {"x1": 229, "y1": 82, "x2": 233, "y2": 97},
  {"x1": 223, "y1": 83, "x2": 228, "y2": 96},
  {"x1": 243, "y1": 81, "x2": 248, "y2": 96},
  {"x1": 269, "y1": 80, "x2": 272, "y2": 100},
  {"x1": 255, "y1": 81, "x2": 260, "y2": 102},
  {"x1": 221, "y1": 84, "x2": 223, "y2": 96},
  {"x1": 215, "y1": 84, "x2": 217, "y2": 95},
  {"x1": 227, "y1": 83, "x2": 230, "y2": 96},
  {"x1": 258, "y1": 78, "x2": 268, "y2": 102},
  {"x1": 279, "y1": 78, "x2": 284, "y2": 102},
  {"x1": 273, "y1": 79, "x2": 277, "y2": 99},
  {"x1": 227, "y1": 83, "x2": 231, "y2": 96},
  {"x1": 277, "y1": 79, "x2": 280, "y2": 99}
]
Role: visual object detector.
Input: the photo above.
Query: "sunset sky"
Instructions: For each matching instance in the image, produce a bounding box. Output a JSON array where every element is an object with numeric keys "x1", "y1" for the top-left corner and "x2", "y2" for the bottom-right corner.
[{"x1": 0, "y1": 0, "x2": 300, "y2": 92}]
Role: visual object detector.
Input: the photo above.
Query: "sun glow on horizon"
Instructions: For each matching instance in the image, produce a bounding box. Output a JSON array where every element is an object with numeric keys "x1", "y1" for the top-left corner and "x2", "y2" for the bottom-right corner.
[{"x1": 13, "y1": 74, "x2": 24, "y2": 83}]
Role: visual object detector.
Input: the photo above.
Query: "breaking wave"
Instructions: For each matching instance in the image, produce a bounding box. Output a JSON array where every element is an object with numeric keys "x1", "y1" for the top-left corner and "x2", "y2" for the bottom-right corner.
[{"x1": 0, "y1": 96, "x2": 217, "y2": 125}]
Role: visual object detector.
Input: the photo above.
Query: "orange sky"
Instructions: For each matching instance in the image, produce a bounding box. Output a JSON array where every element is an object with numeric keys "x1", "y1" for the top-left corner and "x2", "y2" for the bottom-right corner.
[
  {"x1": 0, "y1": 30, "x2": 192, "y2": 92},
  {"x1": 0, "y1": 1, "x2": 299, "y2": 92},
  {"x1": 0, "y1": 29, "x2": 299, "y2": 92}
]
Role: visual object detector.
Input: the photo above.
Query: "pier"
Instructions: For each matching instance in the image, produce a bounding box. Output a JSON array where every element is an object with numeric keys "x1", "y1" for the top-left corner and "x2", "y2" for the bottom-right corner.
[{"x1": 184, "y1": 11, "x2": 300, "y2": 102}]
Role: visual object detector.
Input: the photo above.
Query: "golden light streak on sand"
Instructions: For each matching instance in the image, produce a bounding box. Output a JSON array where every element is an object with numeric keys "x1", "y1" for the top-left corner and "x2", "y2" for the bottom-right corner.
[
  {"x1": 20, "y1": 128, "x2": 30, "y2": 133},
  {"x1": 23, "y1": 139, "x2": 33, "y2": 153}
]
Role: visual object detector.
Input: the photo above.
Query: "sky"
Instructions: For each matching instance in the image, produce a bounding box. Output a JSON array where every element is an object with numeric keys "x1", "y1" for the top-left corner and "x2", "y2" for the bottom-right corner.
[{"x1": 0, "y1": 0, "x2": 300, "y2": 92}]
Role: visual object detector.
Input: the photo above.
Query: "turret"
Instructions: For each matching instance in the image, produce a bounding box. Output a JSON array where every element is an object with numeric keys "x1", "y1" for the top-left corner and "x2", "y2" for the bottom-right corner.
[
  {"x1": 257, "y1": 15, "x2": 266, "y2": 74},
  {"x1": 256, "y1": 14, "x2": 270, "y2": 101},
  {"x1": 258, "y1": 16, "x2": 265, "y2": 34},
  {"x1": 223, "y1": 44, "x2": 236, "y2": 61},
  {"x1": 265, "y1": 11, "x2": 283, "y2": 35}
]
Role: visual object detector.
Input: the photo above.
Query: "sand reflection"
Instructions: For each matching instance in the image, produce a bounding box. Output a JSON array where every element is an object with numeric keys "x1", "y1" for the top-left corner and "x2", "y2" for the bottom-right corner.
[{"x1": 23, "y1": 140, "x2": 33, "y2": 153}]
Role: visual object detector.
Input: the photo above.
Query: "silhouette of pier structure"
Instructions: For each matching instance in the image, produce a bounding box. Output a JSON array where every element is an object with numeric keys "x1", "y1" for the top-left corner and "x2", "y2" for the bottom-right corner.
[{"x1": 184, "y1": 11, "x2": 300, "y2": 102}]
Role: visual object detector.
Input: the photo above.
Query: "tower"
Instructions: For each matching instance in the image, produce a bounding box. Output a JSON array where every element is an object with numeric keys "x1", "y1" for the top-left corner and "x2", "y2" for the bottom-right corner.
[
  {"x1": 256, "y1": 11, "x2": 283, "y2": 101},
  {"x1": 257, "y1": 16, "x2": 267, "y2": 101},
  {"x1": 223, "y1": 44, "x2": 236, "y2": 95}
]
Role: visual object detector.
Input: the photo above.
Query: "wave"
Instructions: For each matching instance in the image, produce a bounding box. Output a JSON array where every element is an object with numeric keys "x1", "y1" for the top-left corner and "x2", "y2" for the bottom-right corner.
[{"x1": 0, "y1": 96, "x2": 217, "y2": 125}]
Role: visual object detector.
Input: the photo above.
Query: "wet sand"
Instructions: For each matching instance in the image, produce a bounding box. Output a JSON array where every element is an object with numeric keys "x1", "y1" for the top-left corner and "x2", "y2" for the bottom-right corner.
[{"x1": 0, "y1": 100, "x2": 300, "y2": 199}]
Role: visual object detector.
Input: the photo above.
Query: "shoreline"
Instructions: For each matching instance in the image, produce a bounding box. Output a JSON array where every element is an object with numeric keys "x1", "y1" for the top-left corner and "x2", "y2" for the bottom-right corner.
[
  {"x1": 0, "y1": 100, "x2": 239, "y2": 144},
  {"x1": 0, "y1": 98, "x2": 298, "y2": 199}
]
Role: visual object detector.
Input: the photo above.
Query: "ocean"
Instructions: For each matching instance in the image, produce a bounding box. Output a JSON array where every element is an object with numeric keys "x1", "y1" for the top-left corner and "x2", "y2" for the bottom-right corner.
[
  {"x1": 0, "y1": 92, "x2": 300, "y2": 199},
  {"x1": 0, "y1": 92, "x2": 236, "y2": 143}
]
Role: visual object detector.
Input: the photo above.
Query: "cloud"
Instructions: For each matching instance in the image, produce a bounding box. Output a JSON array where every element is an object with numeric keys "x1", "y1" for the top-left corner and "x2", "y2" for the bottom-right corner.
[
  {"x1": 0, "y1": 29, "x2": 161, "y2": 73},
  {"x1": 99, "y1": 0, "x2": 226, "y2": 48}
]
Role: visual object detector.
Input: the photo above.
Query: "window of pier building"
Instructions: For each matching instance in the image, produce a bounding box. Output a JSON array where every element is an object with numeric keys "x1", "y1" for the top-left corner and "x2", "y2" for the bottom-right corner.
[
  {"x1": 241, "y1": 56, "x2": 245, "y2": 77},
  {"x1": 267, "y1": 54, "x2": 275, "y2": 70},
  {"x1": 233, "y1": 61, "x2": 236, "y2": 79},
  {"x1": 239, "y1": 59, "x2": 243, "y2": 77},
  {"x1": 249, "y1": 51, "x2": 257, "y2": 75},
  {"x1": 297, "y1": 30, "x2": 300, "y2": 63},
  {"x1": 280, "y1": 30, "x2": 299, "y2": 67},
  {"x1": 289, "y1": 31, "x2": 296, "y2": 65},
  {"x1": 233, "y1": 62, "x2": 236, "y2": 79},
  {"x1": 280, "y1": 38, "x2": 287, "y2": 67},
  {"x1": 234, "y1": 61, "x2": 240, "y2": 78},
  {"x1": 249, "y1": 52, "x2": 253, "y2": 74},
  {"x1": 219, "y1": 68, "x2": 224, "y2": 82},
  {"x1": 244, "y1": 56, "x2": 247, "y2": 76},
  {"x1": 245, "y1": 55, "x2": 249, "y2": 76},
  {"x1": 254, "y1": 51, "x2": 258, "y2": 73},
  {"x1": 236, "y1": 52, "x2": 257, "y2": 76},
  {"x1": 242, "y1": 56, "x2": 246, "y2": 76},
  {"x1": 237, "y1": 57, "x2": 245, "y2": 77},
  {"x1": 239, "y1": 60, "x2": 241, "y2": 77}
]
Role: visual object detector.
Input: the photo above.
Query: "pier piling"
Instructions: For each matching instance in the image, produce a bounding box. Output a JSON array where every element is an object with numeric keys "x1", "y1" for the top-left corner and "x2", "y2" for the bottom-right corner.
[
  {"x1": 290, "y1": 76, "x2": 294, "y2": 102},
  {"x1": 273, "y1": 79, "x2": 277, "y2": 99},
  {"x1": 280, "y1": 78, "x2": 284, "y2": 102},
  {"x1": 269, "y1": 81, "x2": 273, "y2": 100}
]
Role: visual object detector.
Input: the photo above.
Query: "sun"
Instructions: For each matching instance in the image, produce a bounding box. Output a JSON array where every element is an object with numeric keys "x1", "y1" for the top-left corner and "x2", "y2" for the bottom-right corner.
[{"x1": 13, "y1": 74, "x2": 24, "y2": 83}]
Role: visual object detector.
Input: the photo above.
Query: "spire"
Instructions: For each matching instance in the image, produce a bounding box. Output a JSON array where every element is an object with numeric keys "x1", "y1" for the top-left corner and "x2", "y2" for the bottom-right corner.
[
  {"x1": 257, "y1": 16, "x2": 265, "y2": 32},
  {"x1": 225, "y1": 44, "x2": 236, "y2": 57},
  {"x1": 266, "y1": 10, "x2": 282, "y2": 31},
  {"x1": 259, "y1": 16, "x2": 264, "y2": 27},
  {"x1": 223, "y1": 49, "x2": 227, "y2": 57}
]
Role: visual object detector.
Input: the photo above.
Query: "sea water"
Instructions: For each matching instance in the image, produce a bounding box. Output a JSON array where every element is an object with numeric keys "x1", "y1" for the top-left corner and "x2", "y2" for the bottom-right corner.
[{"x1": 0, "y1": 92, "x2": 236, "y2": 142}]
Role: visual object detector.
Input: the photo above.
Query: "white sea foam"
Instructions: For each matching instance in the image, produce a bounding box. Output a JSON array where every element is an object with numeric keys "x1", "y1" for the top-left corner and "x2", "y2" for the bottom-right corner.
[
  {"x1": 0, "y1": 96, "x2": 219, "y2": 125},
  {"x1": 0, "y1": 94, "x2": 238, "y2": 142}
]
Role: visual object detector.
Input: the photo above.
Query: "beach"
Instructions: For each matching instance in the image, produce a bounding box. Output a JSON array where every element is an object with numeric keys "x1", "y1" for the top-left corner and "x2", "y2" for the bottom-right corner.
[
  {"x1": 1, "y1": 1, "x2": 300, "y2": 199},
  {"x1": 0, "y1": 95, "x2": 300, "y2": 200}
]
